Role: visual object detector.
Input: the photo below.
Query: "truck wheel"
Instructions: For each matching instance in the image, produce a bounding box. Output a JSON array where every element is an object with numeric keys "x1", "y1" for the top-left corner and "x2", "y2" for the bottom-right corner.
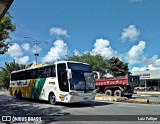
[
  {"x1": 114, "y1": 90, "x2": 121, "y2": 97},
  {"x1": 105, "y1": 90, "x2": 112, "y2": 96},
  {"x1": 49, "y1": 93, "x2": 56, "y2": 105}
]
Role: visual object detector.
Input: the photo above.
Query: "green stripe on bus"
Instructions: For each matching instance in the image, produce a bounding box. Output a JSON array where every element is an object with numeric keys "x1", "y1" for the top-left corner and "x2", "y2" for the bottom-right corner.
[{"x1": 30, "y1": 78, "x2": 46, "y2": 99}]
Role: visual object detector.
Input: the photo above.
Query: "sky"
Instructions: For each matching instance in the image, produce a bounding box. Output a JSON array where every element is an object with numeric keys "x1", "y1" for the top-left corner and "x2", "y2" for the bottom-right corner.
[{"x1": 1, "y1": 0, "x2": 160, "y2": 72}]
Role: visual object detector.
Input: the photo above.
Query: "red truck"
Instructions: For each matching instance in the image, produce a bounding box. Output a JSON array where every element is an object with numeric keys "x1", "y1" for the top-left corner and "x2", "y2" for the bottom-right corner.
[{"x1": 93, "y1": 71, "x2": 140, "y2": 98}]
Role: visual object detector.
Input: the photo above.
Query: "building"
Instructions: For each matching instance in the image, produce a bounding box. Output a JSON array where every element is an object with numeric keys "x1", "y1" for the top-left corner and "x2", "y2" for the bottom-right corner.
[{"x1": 132, "y1": 69, "x2": 160, "y2": 90}]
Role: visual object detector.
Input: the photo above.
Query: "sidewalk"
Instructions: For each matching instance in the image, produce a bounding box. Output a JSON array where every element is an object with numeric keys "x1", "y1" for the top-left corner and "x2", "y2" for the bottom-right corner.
[{"x1": 135, "y1": 91, "x2": 160, "y2": 95}]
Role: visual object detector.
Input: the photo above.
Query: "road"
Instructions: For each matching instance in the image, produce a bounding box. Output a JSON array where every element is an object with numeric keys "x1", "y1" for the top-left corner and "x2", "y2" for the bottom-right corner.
[{"x1": 0, "y1": 92, "x2": 160, "y2": 124}]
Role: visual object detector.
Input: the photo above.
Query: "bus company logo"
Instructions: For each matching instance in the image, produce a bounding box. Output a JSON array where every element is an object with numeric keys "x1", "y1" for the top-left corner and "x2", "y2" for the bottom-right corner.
[{"x1": 2, "y1": 116, "x2": 11, "y2": 121}]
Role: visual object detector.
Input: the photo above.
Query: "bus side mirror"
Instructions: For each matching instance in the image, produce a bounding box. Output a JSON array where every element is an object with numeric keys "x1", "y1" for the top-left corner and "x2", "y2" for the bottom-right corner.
[
  {"x1": 93, "y1": 71, "x2": 100, "y2": 80},
  {"x1": 66, "y1": 69, "x2": 72, "y2": 79}
]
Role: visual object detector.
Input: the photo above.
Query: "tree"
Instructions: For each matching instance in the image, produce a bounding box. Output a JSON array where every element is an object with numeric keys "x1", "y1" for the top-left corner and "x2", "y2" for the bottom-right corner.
[
  {"x1": 0, "y1": 15, "x2": 16, "y2": 54},
  {"x1": 106, "y1": 57, "x2": 129, "y2": 77},
  {"x1": 66, "y1": 53, "x2": 107, "y2": 74},
  {"x1": 0, "y1": 60, "x2": 32, "y2": 89}
]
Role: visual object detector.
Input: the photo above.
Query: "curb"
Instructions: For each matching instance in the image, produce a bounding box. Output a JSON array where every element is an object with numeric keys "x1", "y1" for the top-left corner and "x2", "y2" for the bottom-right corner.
[
  {"x1": 135, "y1": 98, "x2": 149, "y2": 104},
  {"x1": 95, "y1": 96, "x2": 128, "y2": 102},
  {"x1": 95, "y1": 96, "x2": 150, "y2": 104}
]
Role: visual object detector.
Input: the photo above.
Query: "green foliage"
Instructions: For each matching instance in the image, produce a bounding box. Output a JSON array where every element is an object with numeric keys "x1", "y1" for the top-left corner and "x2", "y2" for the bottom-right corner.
[
  {"x1": 0, "y1": 15, "x2": 16, "y2": 54},
  {"x1": 0, "y1": 61, "x2": 32, "y2": 88},
  {"x1": 66, "y1": 53, "x2": 107, "y2": 74},
  {"x1": 106, "y1": 57, "x2": 129, "y2": 77},
  {"x1": 67, "y1": 54, "x2": 129, "y2": 77}
]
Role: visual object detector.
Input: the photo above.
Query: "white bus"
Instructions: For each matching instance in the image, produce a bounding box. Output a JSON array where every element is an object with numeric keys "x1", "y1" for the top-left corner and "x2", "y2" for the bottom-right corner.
[{"x1": 10, "y1": 61, "x2": 96, "y2": 104}]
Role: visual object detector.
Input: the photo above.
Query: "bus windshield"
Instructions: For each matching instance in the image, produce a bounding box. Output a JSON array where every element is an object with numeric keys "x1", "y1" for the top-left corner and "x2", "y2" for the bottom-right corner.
[
  {"x1": 70, "y1": 70, "x2": 95, "y2": 91},
  {"x1": 68, "y1": 63, "x2": 92, "y2": 71}
]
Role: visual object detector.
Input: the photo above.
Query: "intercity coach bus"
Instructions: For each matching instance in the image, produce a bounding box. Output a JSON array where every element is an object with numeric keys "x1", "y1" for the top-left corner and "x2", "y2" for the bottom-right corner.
[{"x1": 10, "y1": 61, "x2": 96, "y2": 104}]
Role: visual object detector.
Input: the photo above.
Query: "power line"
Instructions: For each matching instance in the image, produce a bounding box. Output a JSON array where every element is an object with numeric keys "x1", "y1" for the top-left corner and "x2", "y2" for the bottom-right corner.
[
  {"x1": 113, "y1": 35, "x2": 160, "y2": 50},
  {"x1": 24, "y1": 37, "x2": 48, "y2": 64}
]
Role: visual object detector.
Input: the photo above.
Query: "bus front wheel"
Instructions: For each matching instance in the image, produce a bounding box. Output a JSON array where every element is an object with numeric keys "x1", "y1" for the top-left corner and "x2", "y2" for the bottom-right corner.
[{"x1": 49, "y1": 93, "x2": 56, "y2": 105}]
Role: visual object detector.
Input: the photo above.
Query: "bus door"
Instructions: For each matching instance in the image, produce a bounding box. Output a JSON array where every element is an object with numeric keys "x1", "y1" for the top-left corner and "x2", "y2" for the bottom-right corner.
[{"x1": 57, "y1": 63, "x2": 69, "y2": 92}]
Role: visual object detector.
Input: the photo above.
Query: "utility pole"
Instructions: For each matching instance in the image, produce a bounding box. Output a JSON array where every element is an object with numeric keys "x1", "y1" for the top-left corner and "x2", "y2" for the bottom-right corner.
[{"x1": 24, "y1": 37, "x2": 47, "y2": 65}]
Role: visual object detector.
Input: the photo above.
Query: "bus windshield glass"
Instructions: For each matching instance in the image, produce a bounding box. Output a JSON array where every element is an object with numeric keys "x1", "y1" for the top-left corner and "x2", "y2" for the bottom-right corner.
[
  {"x1": 68, "y1": 63, "x2": 92, "y2": 71},
  {"x1": 68, "y1": 63, "x2": 95, "y2": 91}
]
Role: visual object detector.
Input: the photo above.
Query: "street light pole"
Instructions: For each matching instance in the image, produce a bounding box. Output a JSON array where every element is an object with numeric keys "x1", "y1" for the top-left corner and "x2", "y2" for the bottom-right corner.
[{"x1": 24, "y1": 37, "x2": 47, "y2": 65}]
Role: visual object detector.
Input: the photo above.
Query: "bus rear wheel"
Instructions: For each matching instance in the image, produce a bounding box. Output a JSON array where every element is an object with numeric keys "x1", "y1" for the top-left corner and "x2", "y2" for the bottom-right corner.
[
  {"x1": 14, "y1": 91, "x2": 18, "y2": 99},
  {"x1": 15, "y1": 91, "x2": 22, "y2": 99},
  {"x1": 49, "y1": 93, "x2": 56, "y2": 105}
]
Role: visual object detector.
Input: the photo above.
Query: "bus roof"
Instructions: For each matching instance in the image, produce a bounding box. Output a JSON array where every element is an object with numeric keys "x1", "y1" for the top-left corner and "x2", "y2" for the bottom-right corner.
[
  {"x1": 55, "y1": 61, "x2": 89, "y2": 65},
  {"x1": 11, "y1": 61, "x2": 90, "y2": 74}
]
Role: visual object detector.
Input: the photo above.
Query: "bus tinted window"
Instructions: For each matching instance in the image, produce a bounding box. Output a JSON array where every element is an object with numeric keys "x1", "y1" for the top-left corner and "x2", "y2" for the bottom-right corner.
[
  {"x1": 31, "y1": 69, "x2": 38, "y2": 79},
  {"x1": 10, "y1": 65, "x2": 56, "y2": 81},
  {"x1": 52, "y1": 66, "x2": 56, "y2": 77},
  {"x1": 68, "y1": 63, "x2": 92, "y2": 71}
]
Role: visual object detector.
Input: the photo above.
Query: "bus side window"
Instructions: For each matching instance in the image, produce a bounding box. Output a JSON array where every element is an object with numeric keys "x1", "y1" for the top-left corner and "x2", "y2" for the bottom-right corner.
[
  {"x1": 42, "y1": 68, "x2": 48, "y2": 77},
  {"x1": 51, "y1": 66, "x2": 56, "y2": 77},
  {"x1": 25, "y1": 70, "x2": 31, "y2": 79},
  {"x1": 17, "y1": 72, "x2": 21, "y2": 80},
  {"x1": 47, "y1": 67, "x2": 51, "y2": 77},
  {"x1": 31, "y1": 69, "x2": 38, "y2": 79},
  {"x1": 11, "y1": 73, "x2": 16, "y2": 81}
]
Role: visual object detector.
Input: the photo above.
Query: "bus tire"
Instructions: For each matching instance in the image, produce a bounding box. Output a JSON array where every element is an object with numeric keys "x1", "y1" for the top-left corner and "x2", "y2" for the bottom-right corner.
[
  {"x1": 49, "y1": 93, "x2": 56, "y2": 105},
  {"x1": 105, "y1": 90, "x2": 112, "y2": 96},
  {"x1": 14, "y1": 91, "x2": 18, "y2": 99},
  {"x1": 114, "y1": 90, "x2": 121, "y2": 97},
  {"x1": 18, "y1": 91, "x2": 22, "y2": 99}
]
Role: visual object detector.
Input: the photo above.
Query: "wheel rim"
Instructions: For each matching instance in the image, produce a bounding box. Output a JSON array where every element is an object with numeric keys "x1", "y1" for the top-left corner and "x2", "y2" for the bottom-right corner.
[
  {"x1": 116, "y1": 92, "x2": 120, "y2": 96},
  {"x1": 115, "y1": 91, "x2": 121, "y2": 96},
  {"x1": 106, "y1": 91, "x2": 111, "y2": 96},
  {"x1": 50, "y1": 94, "x2": 55, "y2": 104}
]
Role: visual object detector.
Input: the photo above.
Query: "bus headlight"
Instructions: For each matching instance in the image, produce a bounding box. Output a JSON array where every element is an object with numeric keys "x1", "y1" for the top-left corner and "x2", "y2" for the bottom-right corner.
[{"x1": 69, "y1": 92, "x2": 79, "y2": 96}]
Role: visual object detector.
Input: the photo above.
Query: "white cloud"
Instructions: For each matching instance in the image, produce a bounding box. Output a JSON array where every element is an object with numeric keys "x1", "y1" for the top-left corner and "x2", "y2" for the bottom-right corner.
[
  {"x1": 73, "y1": 49, "x2": 80, "y2": 56},
  {"x1": 92, "y1": 38, "x2": 116, "y2": 59},
  {"x1": 145, "y1": 59, "x2": 160, "y2": 70},
  {"x1": 152, "y1": 59, "x2": 160, "y2": 67},
  {"x1": 125, "y1": 41, "x2": 146, "y2": 64},
  {"x1": 142, "y1": 55, "x2": 158, "y2": 66},
  {"x1": 42, "y1": 39, "x2": 68, "y2": 63},
  {"x1": 129, "y1": 0, "x2": 143, "y2": 3},
  {"x1": 121, "y1": 25, "x2": 140, "y2": 42},
  {"x1": 7, "y1": 43, "x2": 23, "y2": 57},
  {"x1": 21, "y1": 43, "x2": 30, "y2": 51},
  {"x1": 132, "y1": 67, "x2": 146, "y2": 71},
  {"x1": 131, "y1": 55, "x2": 160, "y2": 71},
  {"x1": 131, "y1": 64, "x2": 160, "y2": 71},
  {"x1": 49, "y1": 27, "x2": 69, "y2": 37},
  {"x1": 15, "y1": 56, "x2": 29, "y2": 65}
]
